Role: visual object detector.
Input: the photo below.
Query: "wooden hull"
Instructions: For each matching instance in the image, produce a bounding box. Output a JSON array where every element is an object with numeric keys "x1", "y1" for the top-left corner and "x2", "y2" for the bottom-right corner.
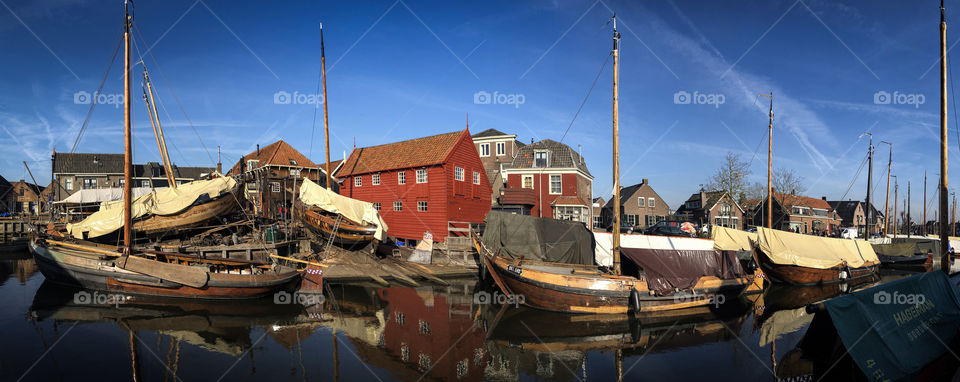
[
  {"x1": 757, "y1": 249, "x2": 880, "y2": 286},
  {"x1": 133, "y1": 192, "x2": 239, "y2": 235},
  {"x1": 30, "y1": 238, "x2": 301, "y2": 300},
  {"x1": 475, "y1": 233, "x2": 752, "y2": 314},
  {"x1": 297, "y1": 204, "x2": 376, "y2": 248}
]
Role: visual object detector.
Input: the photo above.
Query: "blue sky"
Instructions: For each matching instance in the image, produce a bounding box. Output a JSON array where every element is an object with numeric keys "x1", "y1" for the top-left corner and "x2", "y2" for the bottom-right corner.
[{"x1": 0, "y1": 0, "x2": 953, "y2": 220}]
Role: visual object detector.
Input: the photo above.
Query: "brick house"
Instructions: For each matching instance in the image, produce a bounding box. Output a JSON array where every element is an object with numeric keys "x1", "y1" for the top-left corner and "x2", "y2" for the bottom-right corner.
[
  {"x1": 601, "y1": 179, "x2": 670, "y2": 229},
  {"x1": 470, "y1": 128, "x2": 525, "y2": 207},
  {"x1": 746, "y1": 192, "x2": 842, "y2": 234},
  {"x1": 827, "y1": 200, "x2": 884, "y2": 235},
  {"x1": 337, "y1": 129, "x2": 492, "y2": 242},
  {"x1": 0, "y1": 175, "x2": 14, "y2": 214},
  {"x1": 52, "y1": 152, "x2": 212, "y2": 202},
  {"x1": 228, "y1": 140, "x2": 331, "y2": 219},
  {"x1": 10, "y1": 180, "x2": 45, "y2": 215},
  {"x1": 674, "y1": 190, "x2": 745, "y2": 229},
  {"x1": 499, "y1": 139, "x2": 593, "y2": 223}
]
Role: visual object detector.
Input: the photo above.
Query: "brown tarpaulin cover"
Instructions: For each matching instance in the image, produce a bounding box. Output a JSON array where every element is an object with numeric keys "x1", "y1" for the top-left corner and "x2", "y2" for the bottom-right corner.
[{"x1": 620, "y1": 247, "x2": 745, "y2": 296}]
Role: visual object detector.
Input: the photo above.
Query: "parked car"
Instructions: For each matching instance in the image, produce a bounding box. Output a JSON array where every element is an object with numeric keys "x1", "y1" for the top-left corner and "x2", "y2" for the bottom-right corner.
[
  {"x1": 607, "y1": 222, "x2": 636, "y2": 234},
  {"x1": 840, "y1": 227, "x2": 858, "y2": 239},
  {"x1": 644, "y1": 220, "x2": 697, "y2": 238}
]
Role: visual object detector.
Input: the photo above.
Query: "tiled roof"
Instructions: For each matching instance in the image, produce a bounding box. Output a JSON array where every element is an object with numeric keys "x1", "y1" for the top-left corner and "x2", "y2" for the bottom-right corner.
[
  {"x1": 54, "y1": 153, "x2": 125, "y2": 174},
  {"x1": 338, "y1": 130, "x2": 466, "y2": 177},
  {"x1": 747, "y1": 192, "x2": 835, "y2": 211},
  {"x1": 228, "y1": 140, "x2": 318, "y2": 175},
  {"x1": 472, "y1": 128, "x2": 509, "y2": 138},
  {"x1": 505, "y1": 139, "x2": 591, "y2": 176},
  {"x1": 551, "y1": 196, "x2": 589, "y2": 206},
  {"x1": 133, "y1": 162, "x2": 214, "y2": 179}
]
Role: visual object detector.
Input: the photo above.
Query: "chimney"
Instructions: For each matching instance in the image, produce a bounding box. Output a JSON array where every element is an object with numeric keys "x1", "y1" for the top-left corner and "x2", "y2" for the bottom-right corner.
[
  {"x1": 642, "y1": 178, "x2": 648, "y2": 185},
  {"x1": 216, "y1": 145, "x2": 222, "y2": 173},
  {"x1": 821, "y1": 196, "x2": 827, "y2": 201},
  {"x1": 531, "y1": 138, "x2": 534, "y2": 144},
  {"x1": 256, "y1": 144, "x2": 260, "y2": 158}
]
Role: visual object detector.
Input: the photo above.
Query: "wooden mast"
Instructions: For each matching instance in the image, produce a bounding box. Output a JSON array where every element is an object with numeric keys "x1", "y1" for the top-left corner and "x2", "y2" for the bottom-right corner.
[
  {"x1": 143, "y1": 71, "x2": 176, "y2": 188},
  {"x1": 941, "y1": 0, "x2": 951, "y2": 271},
  {"x1": 320, "y1": 23, "x2": 333, "y2": 191},
  {"x1": 761, "y1": 94, "x2": 773, "y2": 229},
  {"x1": 123, "y1": 0, "x2": 133, "y2": 255},
  {"x1": 611, "y1": 15, "x2": 622, "y2": 275},
  {"x1": 924, "y1": 171, "x2": 927, "y2": 236},
  {"x1": 882, "y1": 141, "x2": 892, "y2": 236},
  {"x1": 865, "y1": 133, "x2": 874, "y2": 238}
]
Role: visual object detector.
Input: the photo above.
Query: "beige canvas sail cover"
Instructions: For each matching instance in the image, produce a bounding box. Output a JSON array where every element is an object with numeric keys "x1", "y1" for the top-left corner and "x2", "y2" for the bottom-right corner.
[
  {"x1": 711, "y1": 226, "x2": 757, "y2": 251},
  {"x1": 756, "y1": 227, "x2": 878, "y2": 269},
  {"x1": 66, "y1": 176, "x2": 237, "y2": 239},
  {"x1": 298, "y1": 178, "x2": 388, "y2": 241}
]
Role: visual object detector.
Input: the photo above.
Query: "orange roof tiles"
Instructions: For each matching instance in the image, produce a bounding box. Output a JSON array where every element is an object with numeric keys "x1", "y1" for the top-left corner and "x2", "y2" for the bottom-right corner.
[
  {"x1": 337, "y1": 130, "x2": 466, "y2": 177},
  {"x1": 228, "y1": 140, "x2": 317, "y2": 175}
]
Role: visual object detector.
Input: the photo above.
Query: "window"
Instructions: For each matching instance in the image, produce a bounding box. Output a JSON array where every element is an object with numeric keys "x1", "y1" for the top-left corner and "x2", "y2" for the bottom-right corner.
[
  {"x1": 394, "y1": 201, "x2": 403, "y2": 211},
  {"x1": 455, "y1": 167, "x2": 464, "y2": 181},
  {"x1": 246, "y1": 159, "x2": 259, "y2": 170},
  {"x1": 648, "y1": 198, "x2": 655, "y2": 208},
  {"x1": 398, "y1": 171, "x2": 406, "y2": 184},
  {"x1": 290, "y1": 168, "x2": 301, "y2": 178},
  {"x1": 496, "y1": 142, "x2": 505, "y2": 156},
  {"x1": 417, "y1": 201, "x2": 428, "y2": 212},
  {"x1": 479, "y1": 143, "x2": 490, "y2": 157},
  {"x1": 638, "y1": 197, "x2": 645, "y2": 207},
  {"x1": 473, "y1": 171, "x2": 480, "y2": 185},
  {"x1": 372, "y1": 173, "x2": 380, "y2": 185},
  {"x1": 416, "y1": 169, "x2": 427, "y2": 183},
  {"x1": 373, "y1": 202, "x2": 381, "y2": 211},
  {"x1": 119, "y1": 179, "x2": 124, "y2": 188},
  {"x1": 549, "y1": 175, "x2": 561, "y2": 194},
  {"x1": 354, "y1": 176, "x2": 362, "y2": 187},
  {"x1": 534, "y1": 151, "x2": 548, "y2": 167},
  {"x1": 19, "y1": 188, "x2": 24, "y2": 196},
  {"x1": 64, "y1": 178, "x2": 73, "y2": 191},
  {"x1": 141, "y1": 180, "x2": 150, "y2": 188},
  {"x1": 593, "y1": 216, "x2": 603, "y2": 228},
  {"x1": 271, "y1": 182, "x2": 281, "y2": 193},
  {"x1": 289, "y1": 159, "x2": 297, "y2": 165},
  {"x1": 82, "y1": 178, "x2": 97, "y2": 189},
  {"x1": 522, "y1": 175, "x2": 533, "y2": 189}
]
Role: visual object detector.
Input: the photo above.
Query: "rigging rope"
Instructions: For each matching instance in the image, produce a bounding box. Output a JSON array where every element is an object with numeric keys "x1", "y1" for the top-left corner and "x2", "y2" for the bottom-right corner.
[
  {"x1": 71, "y1": 32, "x2": 123, "y2": 153},
  {"x1": 837, "y1": 152, "x2": 870, "y2": 202},
  {"x1": 558, "y1": 52, "x2": 612, "y2": 145}
]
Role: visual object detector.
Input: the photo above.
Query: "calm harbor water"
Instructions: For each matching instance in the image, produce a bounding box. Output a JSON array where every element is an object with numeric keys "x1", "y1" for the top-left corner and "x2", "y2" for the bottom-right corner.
[{"x1": 0, "y1": 249, "x2": 925, "y2": 381}]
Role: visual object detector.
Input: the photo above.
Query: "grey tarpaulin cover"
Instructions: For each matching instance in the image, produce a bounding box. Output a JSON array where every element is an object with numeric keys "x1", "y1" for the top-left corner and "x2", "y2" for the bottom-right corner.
[{"x1": 482, "y1": 211, "x2": 594, "y2": 266}]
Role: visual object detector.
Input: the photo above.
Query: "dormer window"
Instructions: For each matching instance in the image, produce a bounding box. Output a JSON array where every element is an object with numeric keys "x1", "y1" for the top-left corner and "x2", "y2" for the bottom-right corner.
[
  {"x1": 289, "y1": 159, "x2": 297, "y2": 165},
  {"x1": 247, "y1": 159, "x2": 259, "y2": 170},
  {"x1": 534, "y1": 151, "x2": 548, "y2": 167}
]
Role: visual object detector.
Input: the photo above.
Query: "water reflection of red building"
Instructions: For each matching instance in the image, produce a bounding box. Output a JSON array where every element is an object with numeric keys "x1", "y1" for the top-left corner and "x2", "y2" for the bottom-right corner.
[{"x1": 363, "y1": 286, "x2": 487, "y2": 381}]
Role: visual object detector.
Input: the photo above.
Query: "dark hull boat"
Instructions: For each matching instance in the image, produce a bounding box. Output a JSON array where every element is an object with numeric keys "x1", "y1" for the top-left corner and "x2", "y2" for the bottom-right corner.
[
  {"x1": 30, "y1": 237, "x2": 300, "y2": 299},
  {"x1": 296, "y1": 201, "x2": 377, "y2": 248},
  {"x1": 133, "y1": 190, "x2": 239, "y2": 236},
  {"x1": 755, "y1": 227, "x2": 880, "y2": 286},
  {"x1": 294, "y1": 178, "x2": 385, "y2": 249}
]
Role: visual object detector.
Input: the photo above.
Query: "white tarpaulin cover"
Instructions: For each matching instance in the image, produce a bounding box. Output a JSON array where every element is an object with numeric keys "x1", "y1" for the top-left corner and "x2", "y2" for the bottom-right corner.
[
  {"x1": 593, "y1": 232, "x2": 715, "y2": 267},
  {"x1": 57, "y1": 187, "x2": 160, "y2": 205},
  {"x1": 756, "y1": 227, "x2": 879, "y2": 269},
  {"x1": 66, "y1": 176, "x2": 236, "y2": 239},
  {"x1": 298, "y1": 178, "x2": 388, "y2": 241},
  {"x1": 711, "y1": 226, "x2": 757, "y2": 251}
]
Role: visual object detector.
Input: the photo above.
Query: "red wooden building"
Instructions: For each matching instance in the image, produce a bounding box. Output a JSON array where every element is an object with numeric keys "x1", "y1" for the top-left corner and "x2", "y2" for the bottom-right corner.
[{"x1": 337, "y1": 129, "x2": 491, "y2": 242}]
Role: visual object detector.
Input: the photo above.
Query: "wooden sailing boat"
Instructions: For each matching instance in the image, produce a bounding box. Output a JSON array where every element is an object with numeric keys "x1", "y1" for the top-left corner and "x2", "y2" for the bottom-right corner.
[
  {"x1": 472, "y1": 16, "x2": 753, "y2": 315},
  {"x1": 294, "y1": 23, "x2": 381, "y2": 249},
  {"x1": 30, "y1": 2, "x2": 300, "y2": 299},
  {"x1": 752, "y1": 97, "x2": 880, "y2": 285}
]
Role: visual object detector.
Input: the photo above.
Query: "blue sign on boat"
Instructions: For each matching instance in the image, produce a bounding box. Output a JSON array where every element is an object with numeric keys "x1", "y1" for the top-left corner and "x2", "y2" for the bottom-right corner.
[{"x1": 823, "y1": 272, "x2": 960, "y2": 381}]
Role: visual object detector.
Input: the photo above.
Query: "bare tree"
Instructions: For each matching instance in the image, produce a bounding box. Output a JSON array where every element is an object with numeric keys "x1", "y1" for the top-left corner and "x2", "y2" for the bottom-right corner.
[
  {"x1": 773, "y1": 168, "x2": 806, "y2": 196},
  {"x1": 745, "y1": 182, "x2": 766, "y2": 201},
  {"x1": 706, "y1": 152, "x2": 752, "y2": 202}
]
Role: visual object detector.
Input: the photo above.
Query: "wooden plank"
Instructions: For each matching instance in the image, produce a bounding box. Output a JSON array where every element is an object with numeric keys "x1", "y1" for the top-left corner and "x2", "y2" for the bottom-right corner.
[
  {"x1": 120, "y1": 255, "x2": 209, "y2": 288},
  {"x1": 378, "y1": 263, "x2": 420, "y2": 287},
  {"x1": 394, "y1": 261, "x2": 449, "y2": 285}
]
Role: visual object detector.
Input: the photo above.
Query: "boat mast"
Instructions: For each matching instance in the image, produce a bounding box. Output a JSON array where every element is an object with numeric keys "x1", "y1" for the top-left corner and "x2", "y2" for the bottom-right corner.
[
  {"x1": 142, "y1": 71, "x2": 177, "y2": 188},
  {"x1": 123, "y1": 0, "x2": 133, "y2": 255},
  {"x1": 864, "y1": 133, "x2": 873, "y2": 238},
  {"x1": 611, "y1": 15, "x2": 622, "y2": 275},
  {"x1": 320, "y1": 22, "x2": 333, "y2": 191},
  {"x1": 761, "y1": 93, "x2": 773, "y2": 229},
  {"x1": 908, "y1": 181, "x2": 912, "y2": 236},
  {"x1": 941, "y1": 0, "x2": 951, "y2": 271},
  {"x1": 881, "y1": 141, "x2": 892, "y2": 236},
  {"x1": 924, "y1": 171, "x2": 928, "y2": 236}
]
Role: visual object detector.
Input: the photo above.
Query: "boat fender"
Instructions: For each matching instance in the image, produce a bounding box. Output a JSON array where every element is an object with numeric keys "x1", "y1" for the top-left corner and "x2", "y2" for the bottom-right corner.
[{"x1": 628, "y1": 289, "x2": 642, "y2": 314}]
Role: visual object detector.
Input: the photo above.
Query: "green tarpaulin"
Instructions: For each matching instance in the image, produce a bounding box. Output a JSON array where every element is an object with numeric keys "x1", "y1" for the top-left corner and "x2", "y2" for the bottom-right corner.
[
  {"x1": 482, "y1": 211, "x2": 594, "y2": 266},
  {"x1": 822, "y1": 272, "x2": 960, "y2": 381}
]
